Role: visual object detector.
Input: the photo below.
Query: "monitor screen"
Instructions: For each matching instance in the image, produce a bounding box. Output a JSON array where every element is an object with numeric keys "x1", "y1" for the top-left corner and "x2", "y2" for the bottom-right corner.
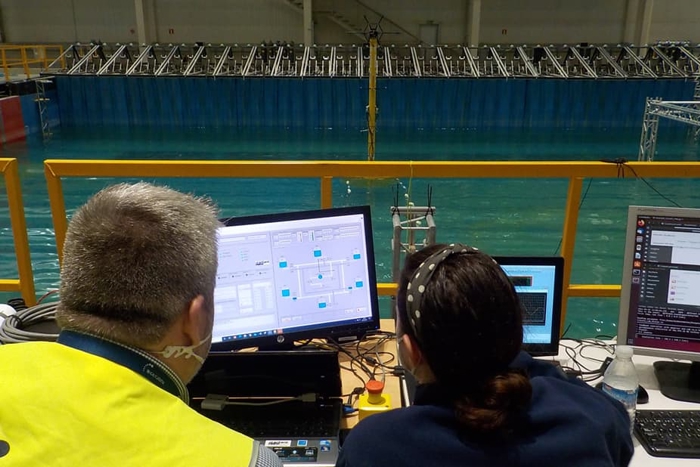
[
  {"x1": 210, "y1": 206, "x2": 380, "y2": 351},
  {"x1": 618, "y1": 206, "x2": 700, "y2": 402},
  {"x1": 495, "y1": 256, "x2": 564, "y2": 356}
]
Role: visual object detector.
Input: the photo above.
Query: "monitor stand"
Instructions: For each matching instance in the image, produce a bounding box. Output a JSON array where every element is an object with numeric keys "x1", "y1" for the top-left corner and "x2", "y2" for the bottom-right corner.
[{"x1": 653, "y1": 360, "x2": 700, "y2": 403}]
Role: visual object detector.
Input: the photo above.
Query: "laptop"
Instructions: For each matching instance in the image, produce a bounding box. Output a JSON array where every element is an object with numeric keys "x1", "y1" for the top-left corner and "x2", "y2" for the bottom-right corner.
[{"x1": 188, "y1": 350, "x2": 343, "y2": 466}]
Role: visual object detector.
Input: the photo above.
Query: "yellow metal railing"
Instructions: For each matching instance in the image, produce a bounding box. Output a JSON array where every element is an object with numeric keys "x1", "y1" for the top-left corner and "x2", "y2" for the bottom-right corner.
[
  {"x1": 0, "y1": 44, "x2": 64, "y2": 82},
  {"x1": 0, "y1": 158, "x2": 35, "y2": 305},
  {"x1": 43, "y1": 159, "x2": 700, "y2": 328}
]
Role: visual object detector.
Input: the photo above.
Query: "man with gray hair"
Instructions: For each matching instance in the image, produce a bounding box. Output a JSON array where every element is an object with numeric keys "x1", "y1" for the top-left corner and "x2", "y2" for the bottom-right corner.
[{"x1": 0, "y1": 182, "x2": 282, "y2": 467}]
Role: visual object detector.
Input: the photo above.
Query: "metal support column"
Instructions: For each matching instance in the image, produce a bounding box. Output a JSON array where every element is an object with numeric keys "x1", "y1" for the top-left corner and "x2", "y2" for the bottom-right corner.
[
  {"x1": 35, "y1": 78, "x2": 53, "y2": 140},
  {"x1": 623, "y1": 0, "x2": 640, "y2": 44},
  {"x1": 639, "y1": 97, "x2": 660, "y2": 161},
  {"x1": 467, "y1": 0, "x2": 481, "y2": 47},
  {"x1": 303, "y1": 0, "x2": 314, "y2": 47},
  {"x1": 638, "y1": 0, "x2": 654, "y2": 46},
  {"x1": 134, "y1": 0, "x2": 148, "y2": 47},
  {"x1": 695, "y1": 80, "x2": 700, "y2": 138}
]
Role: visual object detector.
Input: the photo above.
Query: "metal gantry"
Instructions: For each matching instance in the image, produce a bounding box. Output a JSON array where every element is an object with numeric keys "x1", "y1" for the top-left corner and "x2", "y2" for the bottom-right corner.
[
  {"x1": 390, "y1": 204, "x2": 436, "y2": 317},
  {"x1": 638, "y1": 97, "x2": 700, "y2": 161},
  {"x1": 39, "y1": 42, "x2": 700, "y2": 79}
]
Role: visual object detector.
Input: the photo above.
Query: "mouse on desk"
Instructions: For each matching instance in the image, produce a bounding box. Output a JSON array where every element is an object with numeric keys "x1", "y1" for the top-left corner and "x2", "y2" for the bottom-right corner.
[{"x1": 594, "y1": 381, "x2": 649, "y2": 404}]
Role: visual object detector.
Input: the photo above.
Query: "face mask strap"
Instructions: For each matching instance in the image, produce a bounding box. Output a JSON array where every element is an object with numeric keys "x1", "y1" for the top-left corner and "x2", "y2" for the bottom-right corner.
[{"x1": 152, "y1": 333, "x2": 211, "y2": 364}]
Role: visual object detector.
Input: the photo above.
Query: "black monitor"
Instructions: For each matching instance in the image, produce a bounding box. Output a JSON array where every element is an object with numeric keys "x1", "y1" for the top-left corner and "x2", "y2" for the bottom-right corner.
[
  {"x1": 618, "y1": 206, "x2": 700, "y2": 403},
  {"x1": 495, "y1": 256, "x2": 564, "y2": 357},
  {"x1": 210, "y1": 206, "x2": 380, "y2": 351}
]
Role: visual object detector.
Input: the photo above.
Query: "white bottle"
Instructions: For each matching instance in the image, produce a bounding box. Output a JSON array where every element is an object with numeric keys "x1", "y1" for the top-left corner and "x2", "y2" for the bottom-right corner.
[{"x1": 602, "y1": 345, "x2": 639, "y2": 432}]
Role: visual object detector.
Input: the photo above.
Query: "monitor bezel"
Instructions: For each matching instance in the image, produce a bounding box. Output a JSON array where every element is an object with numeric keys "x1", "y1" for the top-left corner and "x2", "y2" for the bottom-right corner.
[
  {"x1": 210, "y1": 205, "x2": 381, "y2": 351},
  {"x1": 494, "y1": 255, "x2": 565, "y2": 357},
  {"x1": 617, "y1": 205, "x2": 700, "y2": 362}
]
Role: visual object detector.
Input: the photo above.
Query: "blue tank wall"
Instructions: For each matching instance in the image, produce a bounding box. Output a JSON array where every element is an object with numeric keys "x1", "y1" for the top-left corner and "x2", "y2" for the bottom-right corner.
[
  {"x1": 20, "y1": 90, "x2": 61, "y2": 135},
  {"x1": 54, "y1": 76, "x2": 694, "y2": 130}
]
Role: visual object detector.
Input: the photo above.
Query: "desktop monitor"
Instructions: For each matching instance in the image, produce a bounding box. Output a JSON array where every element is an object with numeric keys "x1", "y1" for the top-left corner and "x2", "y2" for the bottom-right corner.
[
  {"x1": 210, "y1": 205, "x2": 380, "y2": 351},
  {"x1": 618, "y1": 205, "x2": 700, "y2": 403},
  {"x1": 495, "y1": 256, "x2": 564, "y2": 357}
]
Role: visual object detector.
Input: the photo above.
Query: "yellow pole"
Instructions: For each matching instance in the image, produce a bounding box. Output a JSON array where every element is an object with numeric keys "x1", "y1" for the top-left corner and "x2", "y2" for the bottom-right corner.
[
  {"x1": 20, "y1": 47, "x2": 30, "y2": 79},
  {"x1": 367, "y1": 36, "x2": 378, "y2": 161},
  {"x1": 559, "y1": 176, "x2": 584, "y2": 334},
  {"x1": 3, "y1": 159, "x2": 36, "y2": 305},
  {"x1": 1, "y1": 49, "x2": 8, "y2": 83},
  {"x1": 320, "y1": 176, "x2": 333, "y2": 209},
  {"x1": 44, "y1": 163, "x2": 68, "y2": 265}
]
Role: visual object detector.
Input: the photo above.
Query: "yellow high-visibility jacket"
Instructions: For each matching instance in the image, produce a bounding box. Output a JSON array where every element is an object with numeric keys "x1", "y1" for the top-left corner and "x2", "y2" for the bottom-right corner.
[{"x1": 0, "y1": 339, "x2": 269, "y2": 467}]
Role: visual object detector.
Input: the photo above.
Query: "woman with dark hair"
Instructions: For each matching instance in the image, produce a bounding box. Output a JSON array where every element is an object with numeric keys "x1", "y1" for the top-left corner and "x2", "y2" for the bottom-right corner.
[{"x1": 337, "y1": 243, "x2": 633, "y2": 467}]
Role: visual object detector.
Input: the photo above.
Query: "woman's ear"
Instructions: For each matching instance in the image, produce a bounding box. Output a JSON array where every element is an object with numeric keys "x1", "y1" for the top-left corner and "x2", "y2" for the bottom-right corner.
[{"x1": 400, "y1": 333, "x2": 423, "y2": 370}]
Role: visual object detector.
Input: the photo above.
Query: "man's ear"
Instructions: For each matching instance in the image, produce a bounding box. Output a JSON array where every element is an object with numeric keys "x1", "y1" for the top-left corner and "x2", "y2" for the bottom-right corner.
[{"x1": 181, "y1": 295, "x2": 209, "y2": 345}]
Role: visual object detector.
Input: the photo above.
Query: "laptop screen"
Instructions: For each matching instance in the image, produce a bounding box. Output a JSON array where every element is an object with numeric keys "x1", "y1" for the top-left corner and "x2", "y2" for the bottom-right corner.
[{"x1": 495, "y1": 256, "x2": 564, "y2": 356}]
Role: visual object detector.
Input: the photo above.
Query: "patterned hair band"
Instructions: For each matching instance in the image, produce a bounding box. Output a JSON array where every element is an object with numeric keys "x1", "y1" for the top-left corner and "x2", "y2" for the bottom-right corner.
[{"x1": 405, "y1": 243, "x2": 479, "y2": 340}]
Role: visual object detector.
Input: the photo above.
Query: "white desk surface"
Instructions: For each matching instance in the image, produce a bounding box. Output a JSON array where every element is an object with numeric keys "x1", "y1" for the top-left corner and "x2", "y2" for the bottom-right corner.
[{"x1": 550, "y1": 340, "x2": 700, "y2": 466}]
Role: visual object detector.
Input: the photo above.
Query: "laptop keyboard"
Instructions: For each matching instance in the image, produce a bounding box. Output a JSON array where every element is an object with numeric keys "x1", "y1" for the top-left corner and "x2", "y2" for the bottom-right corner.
[{"x1": 203, "y1": 400, "x2": 341, "y2": 438}]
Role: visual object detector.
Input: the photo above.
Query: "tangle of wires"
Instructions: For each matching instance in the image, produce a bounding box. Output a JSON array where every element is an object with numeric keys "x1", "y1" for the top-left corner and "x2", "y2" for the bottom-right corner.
[
  {"x1": 324, "y1": 330, "x2": 400, "y2": 414},
  {"x1": 0, "y1": 291, "x2": 60, "y2": 344},
  {"x1": 558, "y1": 323, "x2": 617, "y2": 383}
]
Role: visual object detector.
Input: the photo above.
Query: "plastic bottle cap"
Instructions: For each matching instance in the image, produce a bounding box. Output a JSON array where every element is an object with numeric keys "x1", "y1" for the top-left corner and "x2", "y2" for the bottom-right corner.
[
  {"x1": 365, "y1": 380, "x2": 384, "y2": 394},
  {"x1": 616, "y1": 345, "x2": 634, "y2": 359}
]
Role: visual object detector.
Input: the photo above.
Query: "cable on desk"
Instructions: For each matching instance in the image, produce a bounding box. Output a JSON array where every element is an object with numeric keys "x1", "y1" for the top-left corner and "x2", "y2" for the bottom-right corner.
[
  {"x1": 339, "y1": 363, "x2": 367, "y2": 387},
  {"x1": 342, "y1": 386, "x2": 365, "y2": 416},
  {"x1": 0, "y1": 301, "x2": 59, "y2": 344},
  {"x1": 196, "y1": 393, "x2": 317, "y2": 411},
  {"x1": 326, "y1": 336, "x2": 374, "y2": 382},
  {"x1": 559, "y1": 338, "x2": 617, "y2": 383}
]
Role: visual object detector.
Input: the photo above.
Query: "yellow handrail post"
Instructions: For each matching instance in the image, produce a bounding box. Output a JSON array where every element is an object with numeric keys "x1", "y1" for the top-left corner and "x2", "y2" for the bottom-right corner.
[
  {"x1": 320, "y1": 176, "x2": 333, "y2": 209},
  {"x1": 2, "y1": 159, "x2": 36, "y2": 305},
  {"x1": 44, "y1": 163, "x2": 68, "y2": 265},
  {"x1": 367, "y1": 36, "x2": 378, "y2": 161},
  {"x1": 1, "y1": 49, "x2": 9, "y2": 83},
  {"x1": 560, "y1": 176, "x2": 584, "y2": 334},
  {"x1": 20, "y1": 47, "x2": 30, "y2": 79}
]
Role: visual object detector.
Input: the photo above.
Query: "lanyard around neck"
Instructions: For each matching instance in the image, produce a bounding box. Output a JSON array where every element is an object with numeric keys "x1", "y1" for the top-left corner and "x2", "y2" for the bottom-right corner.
[{"x1": 57, "y1": 330, "x2": 189, "y2": 402}]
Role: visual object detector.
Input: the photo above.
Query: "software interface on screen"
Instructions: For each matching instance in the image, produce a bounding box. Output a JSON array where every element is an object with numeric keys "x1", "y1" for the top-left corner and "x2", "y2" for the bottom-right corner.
[
  {"x1": 499, "y1": 263, "x2": 558, "y2": 345},
  {"x1": 622, "y1": 211, "x2": 700, "y2": 354},
  {"x1": 212, "y1": 212, "x2": 375, "y2": 344}
]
